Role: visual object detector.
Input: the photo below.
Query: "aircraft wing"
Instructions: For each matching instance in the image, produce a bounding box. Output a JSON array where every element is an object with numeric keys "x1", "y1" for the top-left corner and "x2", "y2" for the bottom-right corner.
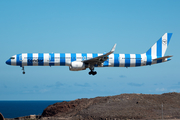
[
  {"x1": 153, "y1": 55, "x2": 173, "y2": 61},
  {"x1": 82, "y1": 44, "x2": 116, "y2": 64}
]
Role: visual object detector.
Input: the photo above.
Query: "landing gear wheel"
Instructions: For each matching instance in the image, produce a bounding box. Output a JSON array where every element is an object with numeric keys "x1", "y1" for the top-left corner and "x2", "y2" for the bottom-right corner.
[
  {"x1": 89, "y1": 66, "x2": 97, "y2": 75},
  {"x1": 88, "y1": 70, "x2": 97, "y2": 75},
  {"x1": 23, "y1": 71, "x2": 25, "y2": 74},
  {"x1": 89, "y1": 71, "x2": 93, "y2": 75},
  {"x1": 92, "y1": 71, "x2": 97, "y2": 75}
]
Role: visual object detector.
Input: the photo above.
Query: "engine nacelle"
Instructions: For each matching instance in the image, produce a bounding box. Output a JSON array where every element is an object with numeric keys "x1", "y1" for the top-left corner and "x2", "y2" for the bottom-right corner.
[{"x1": 69, "y1": 61, "x2": 86, "y2": 71}]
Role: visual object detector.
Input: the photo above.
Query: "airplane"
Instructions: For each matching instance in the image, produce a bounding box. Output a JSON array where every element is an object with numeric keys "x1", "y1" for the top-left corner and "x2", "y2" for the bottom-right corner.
[{"x1": 6, "y1": 33, "x2": 173, "y2": 75}]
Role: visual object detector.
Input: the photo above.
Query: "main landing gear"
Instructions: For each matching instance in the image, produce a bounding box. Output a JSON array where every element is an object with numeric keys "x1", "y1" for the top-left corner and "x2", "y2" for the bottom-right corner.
[
  {"x1": 89, "y1": 70, "x2": 97, "y2": 75},
  {"x1": 22, "y1": 66, "x2": 25, "y2": 74},
  {"x1": 88, "y1": 65, "x2": 97, "y2": 75}
]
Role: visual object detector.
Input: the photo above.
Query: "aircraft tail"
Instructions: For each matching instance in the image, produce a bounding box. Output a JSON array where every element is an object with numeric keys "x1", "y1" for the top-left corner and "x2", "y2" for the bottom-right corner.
[{"x1": 146, "y1": 33, "x2": 173, "y2": 57}]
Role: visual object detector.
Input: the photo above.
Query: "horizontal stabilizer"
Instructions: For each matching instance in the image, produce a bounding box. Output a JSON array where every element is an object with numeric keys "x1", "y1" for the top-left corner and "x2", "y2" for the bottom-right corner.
[{"x1": 153, "y1": 55, "x2": 173, "y2": 61}]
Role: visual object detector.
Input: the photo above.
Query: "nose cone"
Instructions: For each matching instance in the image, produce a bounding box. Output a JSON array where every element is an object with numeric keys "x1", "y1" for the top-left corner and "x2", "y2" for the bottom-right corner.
[{"x1": 6, "y1": 59, "x2": 11, "y2": 65}]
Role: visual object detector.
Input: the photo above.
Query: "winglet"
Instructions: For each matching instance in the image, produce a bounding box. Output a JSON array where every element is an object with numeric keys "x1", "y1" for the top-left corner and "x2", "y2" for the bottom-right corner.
[{"x1": 111, "y1": 44, "x2": 116, "y2": 53}]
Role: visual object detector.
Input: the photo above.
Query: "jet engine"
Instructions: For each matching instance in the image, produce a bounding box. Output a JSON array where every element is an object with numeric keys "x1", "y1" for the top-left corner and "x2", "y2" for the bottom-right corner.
[{"x1": 69, "y1": 61, "x2": 86, "y2": 71}]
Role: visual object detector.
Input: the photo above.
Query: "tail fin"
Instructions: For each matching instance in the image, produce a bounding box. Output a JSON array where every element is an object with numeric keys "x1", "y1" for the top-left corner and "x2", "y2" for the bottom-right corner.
[{"x1": 146, "y1": 33, "x2": 173, "y2": 58}]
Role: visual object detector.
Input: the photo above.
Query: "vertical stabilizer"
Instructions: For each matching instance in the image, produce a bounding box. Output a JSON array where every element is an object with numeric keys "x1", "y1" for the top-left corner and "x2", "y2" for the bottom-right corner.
[{"x1": 146, "y1": 33, "x2": 172, "y2": 58}]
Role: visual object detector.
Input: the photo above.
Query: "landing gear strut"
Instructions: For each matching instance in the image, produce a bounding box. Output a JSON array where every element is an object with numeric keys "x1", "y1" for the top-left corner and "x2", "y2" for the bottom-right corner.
[
  {"x1": 88, "y1": 65, "x2": 97, "y2": 75},
  {"x1": 22, "y1": 66, "x2": 25, "y2": 74}
]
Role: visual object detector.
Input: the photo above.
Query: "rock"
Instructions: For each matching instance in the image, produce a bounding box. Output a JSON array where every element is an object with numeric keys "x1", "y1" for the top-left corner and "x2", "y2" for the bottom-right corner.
[
  {"x1": 41, "y1": 92, "x2": 180, "y2": 120},
  {"x1": 0, "y1": 113, "x2": 4, "y2": 120}
]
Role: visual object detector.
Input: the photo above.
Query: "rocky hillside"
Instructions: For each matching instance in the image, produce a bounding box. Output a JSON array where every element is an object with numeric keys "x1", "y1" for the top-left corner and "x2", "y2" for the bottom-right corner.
[{"x1": 41, "y1": 92, "x2": 180, "y2": 120}]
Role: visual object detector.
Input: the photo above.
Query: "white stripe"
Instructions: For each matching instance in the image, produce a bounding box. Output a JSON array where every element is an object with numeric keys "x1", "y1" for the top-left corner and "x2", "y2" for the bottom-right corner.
[
  {"x1": 33, "y1": 53, "x2": 38, "y2": 66},
  {"x1": 162, "y1": 33, "x2": 167, "y2": 57},
  {"x1": 130, "y1": 54, "x2": 136, "y2": 67},
  {"x1": 44, "y1": 53, "x2": 49, "y2": 66},
  {"x1": 87, "y1": 53, "x2": 93, "y2": 60},
  {"x1": 11, "y1": 55, "x2": 16, "y2": 66},
  {"x1": 119, "y1": 54, "x2": 125, "y2": 67},
  {"x1": 151, "y1": 42, "x2": 157, "y2": 59},
  {"x1": 98, "y1": 53, "x2": 103, "y2": 56},
  {"x1": 97, "y1": 53, "x2": 103, "y2": 67},
  {"x1": 76, "y1": 53, "x2": 82, "y2": 61},
  {"x1": 65, "y1": 53, "x2": 71, "y2": 66},
  {"x1": 54, "y1": 53, "x2": 60, "y2": 66},
  {"x1": 141, "y1": 54, "x2": 146, "y2": 66},
  {"x1": 22, "y1": 53, "x2": 27, "y2": 66},
  {"x1": 108, "y1": 54, "x2": 114, "y2": 67}
]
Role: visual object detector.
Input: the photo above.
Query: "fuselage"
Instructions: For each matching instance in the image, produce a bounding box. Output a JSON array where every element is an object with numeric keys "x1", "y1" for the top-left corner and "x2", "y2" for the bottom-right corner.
[
  {"x1": 6, "y1": 53, "x2": 170, "y2": 67},
  {"x1": 5, "y1": 33, "x2": 173, "y2": 75}
]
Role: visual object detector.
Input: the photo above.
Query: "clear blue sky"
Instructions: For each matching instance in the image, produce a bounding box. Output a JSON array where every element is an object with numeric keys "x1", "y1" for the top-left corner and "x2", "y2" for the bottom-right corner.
[{"x1": 0, "y1": 0, "x2": 180, "y2": 100}]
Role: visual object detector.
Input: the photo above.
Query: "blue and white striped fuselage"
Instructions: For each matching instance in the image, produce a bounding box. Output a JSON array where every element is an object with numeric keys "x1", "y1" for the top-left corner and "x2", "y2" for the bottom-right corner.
[
  {"x1": 5, "y1": 33, "x2": 173, "y2": 75},
  {"x1": 7, "y1": 53, "x2": 170, "y2": 67}
]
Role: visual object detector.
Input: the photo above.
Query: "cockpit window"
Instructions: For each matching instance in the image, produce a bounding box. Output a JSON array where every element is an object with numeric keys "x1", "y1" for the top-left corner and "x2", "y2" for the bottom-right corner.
[{"x1": 10, "y1": 57, "x2": 15, "y2": 59}]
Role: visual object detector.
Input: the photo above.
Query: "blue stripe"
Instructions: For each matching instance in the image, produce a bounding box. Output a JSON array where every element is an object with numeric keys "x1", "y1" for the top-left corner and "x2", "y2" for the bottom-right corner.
[
  {"x1": 146, "y1": 48, "x2": 152, "y2": 65},
  {"x1": 146, "y1": 55, "x2": 152, "y2": 65},
  {"x1": 16, "y1": 54, "x2": 19, "y2": 66},
  {"x1": 38, "y1": 53, "x2": 44, "y2": 66},
  {"x1": 167, "y1": 33, "x2": 172, "y2": 45},
  {"x1": 93, "y1": 53, "x2": 98, "y2": 67},
  {"x1": 16, "y1": 54, "x2": 22, "y2": 66},
  {"x1": 71, "y1": 53, "x2": 76, "y2": 62},
  {"x1": 27, "y1": 53, "x2": 33, "y2": 66},
  {"x1": 60, "y1": 53, "x2": 65, "y2": 66},
  {"x1": 157, "y1": 38, "x2": 162, "y2": 57},
  {"x1": 125, "y1": 54, "x2": 130, "y2": 67},
  {"x1": 135, "y1": 54, "x2": 141, "y2": 66},
  {"x1": 49, "y1": 53, "x2": 54, "y2": 66},
  {"x1": 82, "y1": 53, "x2": 87, "y2": 60},
  {"x1": 157, "y1": 38, "x2": 162, "y2": 63},
  {"x1": 93, "y1": 53, "x2": 98, "y2": 58},
  {"x1": 146, "y1": 48, "x2": 151, "y2": 55},
  {"x1": 114, "y1": 54, "x2": 119, "y2": 67}
]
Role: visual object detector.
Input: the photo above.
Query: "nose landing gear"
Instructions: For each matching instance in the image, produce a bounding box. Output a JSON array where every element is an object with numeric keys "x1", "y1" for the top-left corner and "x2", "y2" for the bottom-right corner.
[{"x1": 22, "y1": 66, "x2": 25, "y2": 74}]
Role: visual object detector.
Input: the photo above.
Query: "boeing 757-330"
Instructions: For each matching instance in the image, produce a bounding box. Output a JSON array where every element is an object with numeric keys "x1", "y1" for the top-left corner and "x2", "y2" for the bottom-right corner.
[{"x1": 6, "y1": 33, "x2": 173, "y2": 75}]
